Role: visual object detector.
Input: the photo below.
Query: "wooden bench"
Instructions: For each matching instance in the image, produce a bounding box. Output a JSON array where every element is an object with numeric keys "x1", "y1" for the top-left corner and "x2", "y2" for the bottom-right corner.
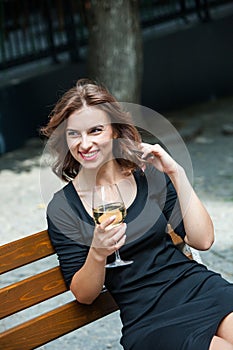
[{"x1": 0, "y1": 229, "x2": 193, "y2": 350}]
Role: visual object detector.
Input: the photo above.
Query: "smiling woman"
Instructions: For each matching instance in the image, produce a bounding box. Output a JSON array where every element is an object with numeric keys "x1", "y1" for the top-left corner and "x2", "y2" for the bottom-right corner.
[
  {"x1": 40, "y1": 79, "x2": 142, "y2": 181},
  {"x1": 65, "y1": 108, "x2": 114, "y2": 169},
  {"x1": 40, "y1": 79, "x2": 233, "y2": 350}
]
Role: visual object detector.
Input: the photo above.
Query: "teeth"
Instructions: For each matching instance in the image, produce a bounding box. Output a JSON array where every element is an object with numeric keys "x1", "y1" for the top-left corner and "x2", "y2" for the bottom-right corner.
[{"x1": 82, "y1": 151, "x2": 98, "y2": 158}]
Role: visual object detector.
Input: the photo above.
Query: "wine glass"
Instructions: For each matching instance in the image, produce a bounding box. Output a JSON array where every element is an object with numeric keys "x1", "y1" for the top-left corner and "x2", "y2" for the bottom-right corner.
[{"x1": 92, "y1": 183, "x2": 133, "y2": 268}]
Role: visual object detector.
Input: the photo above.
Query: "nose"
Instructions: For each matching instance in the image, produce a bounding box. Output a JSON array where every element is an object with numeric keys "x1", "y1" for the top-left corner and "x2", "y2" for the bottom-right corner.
[{"x1": 78, "y1": 134, "x2": 92, "y2": 151}]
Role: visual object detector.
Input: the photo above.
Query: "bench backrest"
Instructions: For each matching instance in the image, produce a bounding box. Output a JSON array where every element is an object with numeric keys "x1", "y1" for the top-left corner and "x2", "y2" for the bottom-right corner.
[
  {"x1": 0, "y1": 229, "x2": 190, "y2": 349},
  {"x1": 0, "y1": 230, "x2": 118, "y2": 350}
]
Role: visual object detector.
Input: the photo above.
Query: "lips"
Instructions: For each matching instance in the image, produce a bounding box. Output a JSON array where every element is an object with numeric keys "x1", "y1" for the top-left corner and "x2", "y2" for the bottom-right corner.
[{"x1": 79, "y1": 150, "x2": 99, "y2": 160}]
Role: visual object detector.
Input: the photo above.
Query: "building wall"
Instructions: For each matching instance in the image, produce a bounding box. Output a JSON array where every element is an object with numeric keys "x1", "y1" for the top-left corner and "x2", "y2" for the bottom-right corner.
[
  {"x1": 0, "y1": 14, "x2": 232, "y2": 153},
  {"x1": 141, "y1": 14, "x2": 233, "y2": 112}
]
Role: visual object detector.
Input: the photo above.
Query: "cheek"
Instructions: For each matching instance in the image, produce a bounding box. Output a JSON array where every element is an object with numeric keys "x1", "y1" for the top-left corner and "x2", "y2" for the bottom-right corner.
[
  {"x1": 101, "y1": 138, "x2": 113, "y2": 152},
  {"x1": 66, "y1": 139, "x2": 80, "y2": 161},
  {"x1": 66, "y1": 138, "x2": 77, "y2": 151}
]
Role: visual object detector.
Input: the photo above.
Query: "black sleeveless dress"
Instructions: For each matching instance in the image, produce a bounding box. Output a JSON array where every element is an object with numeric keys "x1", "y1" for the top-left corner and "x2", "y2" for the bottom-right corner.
[{"x1": 47, "y1": 166, "x2": 233, "y2": 350}]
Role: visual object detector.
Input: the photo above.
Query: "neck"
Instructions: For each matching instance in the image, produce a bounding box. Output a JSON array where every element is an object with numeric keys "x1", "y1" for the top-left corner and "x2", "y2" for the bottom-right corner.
[{"x1": 76, "y1": 160, "x2": 124, "y2": 190}]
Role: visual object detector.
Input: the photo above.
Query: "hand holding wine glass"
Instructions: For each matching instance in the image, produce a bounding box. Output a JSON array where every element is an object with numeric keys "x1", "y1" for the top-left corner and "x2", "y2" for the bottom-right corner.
[{"x1": 92, "y1": 183, "x2": 133, "y2": 268}]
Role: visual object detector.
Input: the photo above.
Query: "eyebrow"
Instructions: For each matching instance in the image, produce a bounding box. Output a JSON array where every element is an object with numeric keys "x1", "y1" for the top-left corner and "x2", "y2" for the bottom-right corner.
[
  {"x1": 66, "y1": 124, "x2": 106, "y2": 132},
  {"x1": 66, "y1": 128, "x2": 78, "y2": 132}
]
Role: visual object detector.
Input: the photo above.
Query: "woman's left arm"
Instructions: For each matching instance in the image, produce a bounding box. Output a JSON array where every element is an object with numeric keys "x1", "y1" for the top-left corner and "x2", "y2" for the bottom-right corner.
[{"x1": 140, "y1": 143, "x2": 214, "y2": 250}]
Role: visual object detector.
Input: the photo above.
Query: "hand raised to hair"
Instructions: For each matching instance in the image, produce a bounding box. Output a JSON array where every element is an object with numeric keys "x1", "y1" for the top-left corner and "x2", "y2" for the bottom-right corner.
[{"x1": 140, "y1": 143, "x2": 180, "y2": 176}]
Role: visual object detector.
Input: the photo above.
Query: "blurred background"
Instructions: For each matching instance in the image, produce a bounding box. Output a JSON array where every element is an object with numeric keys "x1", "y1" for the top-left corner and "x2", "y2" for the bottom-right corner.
[{"x1": 0, "y1": 0, "x2": 233, "y2": 153}]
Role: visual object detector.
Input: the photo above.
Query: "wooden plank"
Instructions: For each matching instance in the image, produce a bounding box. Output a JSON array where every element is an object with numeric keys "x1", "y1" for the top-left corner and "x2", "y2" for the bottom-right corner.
[
  {"x1": 167, "y1": 225, "x2": 184, "y2": 246},
  {"x1": 0, "y1": 231, "x2": 54, "y2": 274},
  {"x1": 0, "y1": 267, "x2": 67, "y2": 319},
  {"x1": 0, "y1": 292, "x2": 118, "y2": 350},
  {"x1": 0, "y1": 228, "x2": 192, "y2": 349},
  {"x1": 169, "y1": 231, "x2": 184, "y2": 246},
  {"x1": 0, "y1": 229, "x2": 186, "y2": 275}
]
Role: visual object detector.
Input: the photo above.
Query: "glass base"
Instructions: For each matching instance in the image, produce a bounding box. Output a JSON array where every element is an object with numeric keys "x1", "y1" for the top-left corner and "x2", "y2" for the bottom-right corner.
[{"x1": 105, "y1": 259, "x2": 133, "y2": 268}]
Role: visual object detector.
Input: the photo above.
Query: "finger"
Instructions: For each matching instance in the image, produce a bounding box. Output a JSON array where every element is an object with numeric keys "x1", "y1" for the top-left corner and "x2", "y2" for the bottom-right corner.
[
  {"x1": 140, "y1": 142, "x2": 161, "y2": 152},
  {"x1": 111, "y1": 223, "x2": 127, "y2": 242},
  {"x1": 114, "y1": 234, "x2": 126, "y2": 250},
  {"x1": 99, "y1": 215, "x2": 116, "y2": 230},
  {"x1": 109, "y1": 223, "x2": 127, "y2": 246},
  {"x1": 142, "y1": 153, "x2": 155, "y2": 161},
  {"x1": 139, "y1": 143, "x2": 155, "y2": 159}
]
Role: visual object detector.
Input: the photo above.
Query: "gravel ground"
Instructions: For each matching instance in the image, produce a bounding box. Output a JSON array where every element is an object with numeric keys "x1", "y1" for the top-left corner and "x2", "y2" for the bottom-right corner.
[{"x1": 0, "y1": 96, "x2": 233, "y2": 349}]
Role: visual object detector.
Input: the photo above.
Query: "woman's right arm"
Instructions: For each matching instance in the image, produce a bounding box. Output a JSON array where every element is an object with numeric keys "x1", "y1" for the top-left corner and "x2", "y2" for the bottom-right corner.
[
  {"x1": 70, "y1": 247, "x2": 107, "y2": 305},
  {"x1": 70, "y1": 216, "x2": 127, "y2": 304}
]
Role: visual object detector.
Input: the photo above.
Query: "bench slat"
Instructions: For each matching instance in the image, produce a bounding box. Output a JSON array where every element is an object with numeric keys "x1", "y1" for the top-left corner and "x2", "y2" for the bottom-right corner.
[
  {"x1": 0, "y1": 228, "x2": 193, "y2": 349},
  {"x1": 0, "y1": 266, "x2": 67, "y2": 319},
  {"x1": 0, "y1": 292, "x2": 118, "y2": 350},
  {"x1": 0, "y1": 231, "x2": 54, "y2": 274}
]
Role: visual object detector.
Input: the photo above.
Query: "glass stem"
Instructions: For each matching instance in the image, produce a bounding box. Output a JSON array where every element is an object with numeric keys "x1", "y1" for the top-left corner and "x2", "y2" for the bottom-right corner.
[{"x1": 115, "y1": 250, "x2": 122, "y2": 262}]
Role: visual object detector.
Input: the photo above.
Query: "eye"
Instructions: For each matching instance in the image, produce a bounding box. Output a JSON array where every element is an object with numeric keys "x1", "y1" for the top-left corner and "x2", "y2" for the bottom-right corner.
[
  {"x1": 90, "y1": 126, "x2": 104, "y2": 134},
  {"x1": 66, "y1": 130, "x2": 80, "y2": 137}
]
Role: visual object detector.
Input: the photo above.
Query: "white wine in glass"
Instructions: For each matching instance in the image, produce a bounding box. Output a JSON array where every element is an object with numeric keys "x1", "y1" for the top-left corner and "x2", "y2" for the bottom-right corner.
[{"x1": 92, "y1": 184, "x2": 133, "y2": 268}]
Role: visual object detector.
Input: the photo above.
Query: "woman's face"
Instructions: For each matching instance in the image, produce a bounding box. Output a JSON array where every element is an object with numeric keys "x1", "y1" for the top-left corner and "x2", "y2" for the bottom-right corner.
[{"x1": 66, "y1": 106, "x2": 115, "y2": 170}]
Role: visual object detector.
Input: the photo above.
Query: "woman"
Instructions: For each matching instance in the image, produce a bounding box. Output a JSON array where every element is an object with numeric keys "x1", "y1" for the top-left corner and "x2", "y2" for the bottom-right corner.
[{"x1": 41, "y1": 78, "x2": 233, "y2": 350}]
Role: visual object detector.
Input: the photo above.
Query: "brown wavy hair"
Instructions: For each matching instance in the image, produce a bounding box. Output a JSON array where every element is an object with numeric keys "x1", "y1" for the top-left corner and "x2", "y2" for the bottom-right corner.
[{"x1": 40, "y1": 78, "x2": 142, "y2": 182}]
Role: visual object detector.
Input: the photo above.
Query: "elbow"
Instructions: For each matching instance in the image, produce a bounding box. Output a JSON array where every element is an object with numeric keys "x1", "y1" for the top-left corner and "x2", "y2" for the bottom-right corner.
[
  {"x1": 185, "y1": 224, "x2": 215, "y2": 251},
  {"x1": 188, "y1": 237, "x2": 214, "y2": 251},
  {"x1": 202, "y1": 222, "x2": 215, "y2": 250},
  {"x1": 199, "y1": 226, "x2": 215, "y2": 251},
  {"x1": 200, "y1": 237, "x2": 214, "y2": 251},
  {"x1": 70, "y1": 286, "x2": 96, "y2": 305},
  {"x1": 72, "y1": 292, "x2": 96, "y2": 305},
  {"x1": 77, "y1": 297, "x2": 95, "y2": 305}
]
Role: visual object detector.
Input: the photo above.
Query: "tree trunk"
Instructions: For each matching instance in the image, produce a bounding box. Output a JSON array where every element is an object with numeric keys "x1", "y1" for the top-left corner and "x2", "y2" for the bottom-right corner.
[{"x1": 86, "y1": 0, "x2": 143, "y2": 103}]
